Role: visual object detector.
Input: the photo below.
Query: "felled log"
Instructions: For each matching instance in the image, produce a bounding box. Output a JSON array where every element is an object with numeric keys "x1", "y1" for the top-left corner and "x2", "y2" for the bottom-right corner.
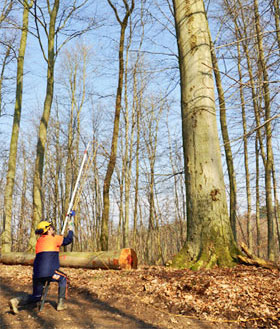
[
  {"x1": 237, "y1": 242, "x2": 279, "y2": 270},
  {"x1": 0, "y1": 248, "x2": 137, "y2": 270}
]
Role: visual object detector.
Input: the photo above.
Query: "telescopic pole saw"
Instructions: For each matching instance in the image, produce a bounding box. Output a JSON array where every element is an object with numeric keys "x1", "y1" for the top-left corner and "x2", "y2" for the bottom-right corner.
[{"x1": 61, "y1": 142, "x2": 90, "y2": 235}]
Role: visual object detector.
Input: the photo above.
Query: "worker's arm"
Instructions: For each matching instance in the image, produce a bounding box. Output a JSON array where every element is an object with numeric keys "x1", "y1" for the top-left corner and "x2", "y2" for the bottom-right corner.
[
  {"x1": 62, "y1": 211, "x2": 75, "y2": 246},
  {"x1": 62, "y1": 230, "x2": 73, "y2": 246}
]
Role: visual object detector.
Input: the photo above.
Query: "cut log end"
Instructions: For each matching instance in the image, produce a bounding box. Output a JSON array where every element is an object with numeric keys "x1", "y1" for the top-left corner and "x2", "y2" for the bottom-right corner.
[{"x1": 119, "y1": 248, "x2": 138, "y2": 270}]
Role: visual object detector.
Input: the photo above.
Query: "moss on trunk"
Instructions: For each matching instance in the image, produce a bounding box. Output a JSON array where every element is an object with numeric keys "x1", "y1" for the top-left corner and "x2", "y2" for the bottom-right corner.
[{"x1": 171, "y1": 242, "x2": 241, "y2": 270}]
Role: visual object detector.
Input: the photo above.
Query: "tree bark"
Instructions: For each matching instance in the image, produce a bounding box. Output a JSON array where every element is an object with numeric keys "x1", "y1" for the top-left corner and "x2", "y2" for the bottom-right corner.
[
  {"x1": 253, "y1": 0, "x2": 275, "y2": 261},
  {"x1": 255, "y1": 138, "x2": 261, "y2": 257},
  {"x1": 171, "y1": 0, "x2": 239, "y2": 269},
  {"x1": 29, "y1": 0, "x2": 60, "y2": 251},
  {"x1": 234, "y1": 22, "x2": 253, "y2": 249},
  {"x1": 2, "y1": 0, "x2": 33, "y2": 252},
  {"x1": 100, "y1": 0, "x2": 134, "y2": 250},
  {"x1": 210, "y1": 38, "x2": 237, "y2": 241},
  {"x1": 273, "y1": 0, "x2": 280, "y2": 55},
  {"x1": 17, "y1": 145, "x2": 28, "y2": 251}
]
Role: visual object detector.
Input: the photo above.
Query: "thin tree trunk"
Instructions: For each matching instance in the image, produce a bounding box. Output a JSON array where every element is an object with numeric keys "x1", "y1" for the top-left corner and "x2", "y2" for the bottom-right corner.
[
  {"x1": 272, "y1": 160, "x2": 280, "y2": 253},
  {"x1": 273, "y1": 0, "x2": 280, "y2": 54},
  {"x1": 132, "y1": 0, "x2": 145, "y2": 248},
  {"x1": 65, "y1": 63, "x2": 76, "y2": 224},
  {"x1": 0, "y1": 44, "x2": 12, "y2": 117},
  {"x1": 2, "y1": 0, "x2": 33, "y2": 252},
  {"x1": 123, "y1": 31, "x2": 130, "y2": 249},
  {"x1": 117, "y1": 165, "x2": 124, "y2": 249},
  {"x1": 100, "y1": 0, "x2": 134, "y2": 250},
  {"x1": 17, "y1": 145, "x2": 27, "y2": 251},
  {"x1": 255, "y1": 138, "x2": 261, "y2": 257},
  {"x1": 254, "y1": 0, "x2": 275, "y2": 260},
  {"x1": 133, "y1": 82, "x2": 140, "y2": 249},
  {"x1": 143, "y1": 102, "x2": 162, "y2": 264},
  {"x1": 234, "y1": 23, "x2": 253, "y2": 249},
  {"x1": 29, "y1": 0, "x2": 60, "y2": 250},
  {"x1": 210, "y1": 38, "x2": 237, "y2": 241},
  {"x1": 53, "y1": 110, "x2": 60, "y2": 231},
  {"x1": 235, "y1": 0, "x2": 266, "y2": 163}
]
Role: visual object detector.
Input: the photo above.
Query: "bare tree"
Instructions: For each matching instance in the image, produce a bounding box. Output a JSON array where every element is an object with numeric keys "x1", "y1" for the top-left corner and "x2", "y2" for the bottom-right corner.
[
  {"x1": 29, "y1": 0, "x2": 95, "y2": 250},
  {"x1": 171, "y1": 0, "x2": 239, "y2": 269},
  {"x1": 100, "y1": 0, "x2": 134, "y2": 251},
  {"x1": 2, "y1": 0, "x2": 33, "y2": 252}
]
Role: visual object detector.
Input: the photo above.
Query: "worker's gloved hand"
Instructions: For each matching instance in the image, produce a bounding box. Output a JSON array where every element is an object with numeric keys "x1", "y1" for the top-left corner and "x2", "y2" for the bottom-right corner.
[
  {"x1": 69, "y1": 210, "x2": 75, "y2": 217},
  {"x1": 68, "y1": 216, "x2": 74, "y2": 231}
]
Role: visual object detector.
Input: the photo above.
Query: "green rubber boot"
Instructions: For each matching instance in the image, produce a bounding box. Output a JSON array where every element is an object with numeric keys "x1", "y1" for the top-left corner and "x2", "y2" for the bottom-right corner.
[
  {"x1": 57, "y1": 298, "x2": 67, "y2": 311},
  {"x1": 9, "y1": 297, "x2": 21, "y2": 314}
]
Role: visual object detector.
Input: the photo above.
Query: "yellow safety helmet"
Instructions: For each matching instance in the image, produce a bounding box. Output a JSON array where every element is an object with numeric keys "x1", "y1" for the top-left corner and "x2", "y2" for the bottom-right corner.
[{"x1": 35, "y1": 221, "x2": 53, "y2": 235}]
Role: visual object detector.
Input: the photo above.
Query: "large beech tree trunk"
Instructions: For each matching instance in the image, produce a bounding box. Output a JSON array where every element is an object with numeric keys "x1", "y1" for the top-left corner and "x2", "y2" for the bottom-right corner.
[
  {"x1": 171, "y1": 0, "x2": 239, "y2": 269},
  {"x1": 0, "y1": 248, "x2": 137, "y2": 270}
]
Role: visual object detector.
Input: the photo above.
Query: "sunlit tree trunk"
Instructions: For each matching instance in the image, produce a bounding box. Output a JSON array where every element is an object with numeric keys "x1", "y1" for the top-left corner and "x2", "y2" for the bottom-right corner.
[
  {"x1": 133, "y1": 77, "x2": 141, "y2": 248},
  {"x1": 17, "y1": 145, "x2": 27, "y2": 251},
  {"x1": 254, "y1": 0, "x2": 275, "y2": 260},
  {"x1": 273, "y1": 0, "x2": 280, "y2": 54},
  {"x1": 233, "y1": 0, "x2": 266, "y2": 254},
  {"x1": 116, "y1": 163, "x2": 124, "y2": 249},
  {"x1": 29, "y1": 0, "x2": 60, "y2": 250},
  {"x1": 123, "y1": 22, "x2": 135, "y2": 248},
  {"x1": 0, "y1": 44, "x2": 12, "y2": 117},
  {"x1": 210, "y1": 37, "x2": 237, "y2": 241},
  {"x1": 53, "y1": 112, "x2": 60, "y2": 231},
  {"x1": 143, "y1": 101, "x2": 163, "y2": 264},
  {"x1": 72, "y1": 46, "x2": 87, "y2": 250},
  {"x1": 234, "y1": 0, "x2": 266, "y2": 161},
  {"x1": 132, "y1": 0, "x2": 145, "y2": 249},
  {"x1": 0, "y1": 0, "x2": 14, "y2": 116},
  {"x1": 100, "y1": 0, "x2": 134, "y2": 250},
  {"x1": 255, "y1": 138, "x2": 261, "y2": 257},
  {"x1": 2, "y1": 0, "x2": 33, "y2": 252},
  {"x1": 172, "y1": 0, "x2": 239, "y2": 269},
  {"x1": 0, "y1": 0, "x2": 13, "y2": 24},
  {"x1": 87, "y1": 129, "x2": 102, "y2": 251},
  {"x1": 65, "y1": 64, "x2": 75, "y2": 224},
  {"x1": 234, "y1": 23, "x2": 253, "y2": 249},
  {"x1": 272, "y1": 161, "x2": 280, "y2": 253}
]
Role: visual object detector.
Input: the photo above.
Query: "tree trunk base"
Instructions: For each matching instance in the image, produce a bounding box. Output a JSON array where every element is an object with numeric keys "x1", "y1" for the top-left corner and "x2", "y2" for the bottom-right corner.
[{"x1": 169, "y1": 243, "x2": 240, "y2": 270}]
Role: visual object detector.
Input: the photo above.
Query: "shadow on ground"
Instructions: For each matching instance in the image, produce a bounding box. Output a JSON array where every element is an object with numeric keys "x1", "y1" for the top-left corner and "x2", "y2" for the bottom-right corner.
[{"x1": 1, "y1": 279, "x2": 161, "y2": 329}]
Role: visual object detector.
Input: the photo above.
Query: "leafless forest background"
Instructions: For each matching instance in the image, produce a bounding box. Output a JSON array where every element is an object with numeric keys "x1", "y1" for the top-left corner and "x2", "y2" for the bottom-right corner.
[{"x1": 0, "y1": 0, "x2": 279, "y2": 265}]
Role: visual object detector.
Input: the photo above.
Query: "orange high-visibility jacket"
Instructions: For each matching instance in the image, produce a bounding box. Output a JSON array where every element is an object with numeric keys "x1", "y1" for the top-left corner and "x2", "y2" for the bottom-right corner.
[{"x1": 33, "y1": 231, "x2": 73, "y2": 278}]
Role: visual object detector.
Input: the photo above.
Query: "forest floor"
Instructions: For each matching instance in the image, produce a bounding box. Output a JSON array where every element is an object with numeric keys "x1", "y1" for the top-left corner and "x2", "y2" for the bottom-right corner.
[{"x1": 0, "y1": 263, "x2": 279, "y2": 329}]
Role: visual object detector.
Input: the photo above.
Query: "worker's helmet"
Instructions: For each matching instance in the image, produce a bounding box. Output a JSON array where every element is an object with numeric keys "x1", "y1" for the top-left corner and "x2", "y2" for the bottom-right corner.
[{"x1": 35, "y1": 221, "x2": 53, "y2": 235}]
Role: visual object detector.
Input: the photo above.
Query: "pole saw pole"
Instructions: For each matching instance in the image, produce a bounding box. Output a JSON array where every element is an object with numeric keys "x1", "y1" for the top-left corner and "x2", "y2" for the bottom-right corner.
[{"x1": 61, "y1": 142, "x2": 90, "y2": 235}]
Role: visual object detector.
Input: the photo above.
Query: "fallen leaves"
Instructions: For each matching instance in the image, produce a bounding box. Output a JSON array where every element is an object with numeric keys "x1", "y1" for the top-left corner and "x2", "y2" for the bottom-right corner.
[{"x1": 1, "y1": 263, "x2": 279, "y2": 328}]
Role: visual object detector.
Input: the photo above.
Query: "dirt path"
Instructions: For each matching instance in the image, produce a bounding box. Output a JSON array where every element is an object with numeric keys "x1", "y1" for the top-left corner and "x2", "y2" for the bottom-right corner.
[
  {"x1": 1, "y1": 280, "x2": 230, "y2": 329},
  {"x1": 0, "y1": 265, "x2": 238, "y2": 329}
]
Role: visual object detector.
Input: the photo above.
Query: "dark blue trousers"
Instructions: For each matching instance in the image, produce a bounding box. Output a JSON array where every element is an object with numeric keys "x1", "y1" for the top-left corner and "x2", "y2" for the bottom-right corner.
[{"x1": 30, "y1": 269, "x2": 68, "y2": 303}]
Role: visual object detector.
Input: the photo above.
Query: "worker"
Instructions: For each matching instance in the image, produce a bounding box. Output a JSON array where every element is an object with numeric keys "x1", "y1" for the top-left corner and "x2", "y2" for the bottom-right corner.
[{"x1": 9, "y1": 212, "x2": 75, "y2": 314}]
